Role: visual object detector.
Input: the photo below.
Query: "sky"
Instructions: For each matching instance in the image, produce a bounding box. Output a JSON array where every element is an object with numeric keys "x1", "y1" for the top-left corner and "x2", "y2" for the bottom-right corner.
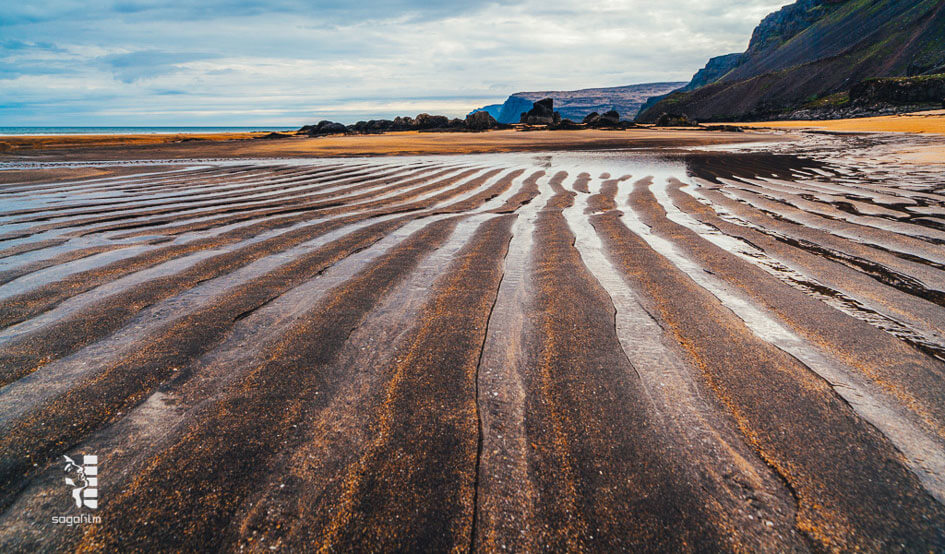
[{"x1": 1, "y1": 1, "x2": 788, "y2": 127}]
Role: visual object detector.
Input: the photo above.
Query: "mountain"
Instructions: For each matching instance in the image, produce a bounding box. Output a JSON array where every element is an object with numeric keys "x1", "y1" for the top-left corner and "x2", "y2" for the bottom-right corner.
[
  {"x1": 638, "y1": 0, "x2": 945, "y2": 122},
  {"x1": 471, "y1": 104, "x2": 504, "y2": 120},
  {"x1": 680, "y1": 53, "x2": 743, "y2": 92},
  {"x1": 470, "y1": 82, "x2": 686, "y2": 124}
]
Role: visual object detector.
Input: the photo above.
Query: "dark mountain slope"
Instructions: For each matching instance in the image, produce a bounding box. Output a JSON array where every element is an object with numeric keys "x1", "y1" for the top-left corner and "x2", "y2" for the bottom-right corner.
[
  {"x1": 681, "y1": 53, "x2": 744, "y2": 92},
  {"x1": 638, "y1": 0, "x2": 945, "y2": 122}
]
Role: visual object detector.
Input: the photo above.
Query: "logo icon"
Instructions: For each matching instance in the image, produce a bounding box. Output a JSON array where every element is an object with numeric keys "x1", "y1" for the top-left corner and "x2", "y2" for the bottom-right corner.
[{"x1": 63, "y1": 455, "x2": 98, "y2": 509}]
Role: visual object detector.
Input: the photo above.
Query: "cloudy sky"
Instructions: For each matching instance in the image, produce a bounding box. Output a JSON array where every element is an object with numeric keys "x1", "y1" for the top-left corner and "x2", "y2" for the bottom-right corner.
[{"x1": 1, "y1": 1, "x2": 786, "y2": 127}]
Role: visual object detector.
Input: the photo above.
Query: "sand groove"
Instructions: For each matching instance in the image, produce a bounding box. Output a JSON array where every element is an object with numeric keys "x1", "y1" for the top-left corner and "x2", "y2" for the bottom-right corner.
[{"x1": 0, "y1": 151, "x2": 943, "y2": 552}]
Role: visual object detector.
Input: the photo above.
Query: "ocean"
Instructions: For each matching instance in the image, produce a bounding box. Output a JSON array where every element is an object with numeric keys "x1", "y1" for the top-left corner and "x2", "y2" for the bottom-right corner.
[{"x1": 0, "y1": 126, "x2": 291, "y2": 136}]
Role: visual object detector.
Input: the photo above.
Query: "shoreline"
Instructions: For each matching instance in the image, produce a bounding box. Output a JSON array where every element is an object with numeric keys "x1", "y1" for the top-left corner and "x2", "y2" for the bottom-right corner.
[
  {"x1": 0, "y1": 132, "x2": 270, "y2": 153},
  {"x1": 0, "y1": 128, "x2": 784, "y2": 160},
  {"x1": 2, "y1": 108, "x2": 942, "y2": 160},
  {"x1": 733, "y1": 109, "x2": 945, "y2": 135}
]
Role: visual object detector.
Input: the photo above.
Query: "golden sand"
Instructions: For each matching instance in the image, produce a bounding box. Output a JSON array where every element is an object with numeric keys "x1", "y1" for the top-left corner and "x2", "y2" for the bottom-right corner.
[
  {"x1": 0, "y1": 132, "x2": 267, "y2": 152},
  {"x1": 0, "y1": 128, "x2": 777, "y2": 160},
  {"x1": 736, "y1": 110, "x2": 945, "y2": 135}
]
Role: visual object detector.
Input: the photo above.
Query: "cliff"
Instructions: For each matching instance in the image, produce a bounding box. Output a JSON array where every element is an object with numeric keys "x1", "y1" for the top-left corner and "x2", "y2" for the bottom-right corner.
[
  {"x1": 471, "y1": 82, "x2": 685, "y2": 124},
  {"x1": 638, "y1": 0, "x2": 945, "y2": 122}
]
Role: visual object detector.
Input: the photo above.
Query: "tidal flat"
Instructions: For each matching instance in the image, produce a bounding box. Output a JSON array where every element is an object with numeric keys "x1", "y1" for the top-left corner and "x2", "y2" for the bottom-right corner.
[{"x1": 0, "y1": 128, "x2": 944, "y2": 551}]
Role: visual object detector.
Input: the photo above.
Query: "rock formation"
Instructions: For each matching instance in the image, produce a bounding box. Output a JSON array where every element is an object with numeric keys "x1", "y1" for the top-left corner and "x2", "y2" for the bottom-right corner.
[
  {"x1": 464, "y1": 111, "x2": 498, "y2": 131},
  {"x1": 519, "y1": 98, "x2": 560, "y2": 126},
  {"x1": 654, "y1": 113, "x2": 697, "y2": 127},
  {"x1": 470, "y1": 82, "x2": 685, "y2": 124}
]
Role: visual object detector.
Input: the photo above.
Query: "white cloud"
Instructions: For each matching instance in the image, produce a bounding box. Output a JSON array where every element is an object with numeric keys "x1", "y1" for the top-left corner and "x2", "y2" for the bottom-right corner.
[{"x1": 0, "y1": 0, "x2": 788, "y2": 125}]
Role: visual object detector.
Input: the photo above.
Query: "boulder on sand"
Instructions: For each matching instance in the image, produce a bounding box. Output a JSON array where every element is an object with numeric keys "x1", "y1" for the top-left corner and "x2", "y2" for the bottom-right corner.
[
  {"x1": 464, "y1": 111, "x2": 498, "y2": 131},
  {"x1": 414, "y1": 113, "x2": 450, "y2": 130},
  {"x1": 520, "y1": 98, "x2": 560, "y2": 125},
  {"x1": 298, "y1": 120, "x2": 347, "y2": 136},
  {"x1": 600, "y1": 110, "x2": 620, "y2": 126},
  {"x1": 392, "y1": 116, "x2": 415, "y2": 130},
  {"x1": 582, "y1": 110, "x2": 620, "y2": 127},
  {"x1": 655, "y1": 112, "x2": 697, "y2": 127},
  {"x1": 554, "y1": 118, "x2": 582, "y2": 130}
]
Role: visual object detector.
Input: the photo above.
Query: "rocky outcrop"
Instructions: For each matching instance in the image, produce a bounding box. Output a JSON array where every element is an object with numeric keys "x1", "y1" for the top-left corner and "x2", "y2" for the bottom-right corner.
[
  {"x1": 298, "y1": 111, "x2": 508, "y2": 136},
  {"x1": 555, "y1": 119, "x2": 582, "y2": 130},
  {"x1": 298, "y1": 120, "x2": 348, "y2": 136},
  {"x1": 850, "y1": 74, "x2": 945, "y2": 105},
  {"x1": 464, "y1": 111, "x2": 498, "y2": 131},
  {"x1": 638, "y1": 0, "x2": 945, "y2": 122},
  {"x1": 470, "y1": 82, "x2": 685, "y2": 124},
  {"x1": 599, "y1": 110, "x2": 620, "y2": 126},
  {"x1": 583, "y1": 110, "x2": 622, "y2": 127},
  {"x1": 520, "y1": 98, "x2": 560, "y2": 126},
  {"x1": 582, "y1": 112, "x2": 600, "y2": 125},
  {"x1": 654, "y1": 113, "x2": 697, "y2": 127},
  {"x1": 413, "y1": 113, "x2": 450, "y2": 130}
]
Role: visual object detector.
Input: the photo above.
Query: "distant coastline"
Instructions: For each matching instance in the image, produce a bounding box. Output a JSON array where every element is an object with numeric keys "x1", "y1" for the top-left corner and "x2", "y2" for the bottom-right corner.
[{"x1": 0, "y1": 126, "x2": 290, "y2": 136}]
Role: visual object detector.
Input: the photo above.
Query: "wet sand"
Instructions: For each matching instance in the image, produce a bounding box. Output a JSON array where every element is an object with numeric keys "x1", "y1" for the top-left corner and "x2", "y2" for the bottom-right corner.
[{"x1": 0, "y1": 130, "x2": 944, "y2": 551}]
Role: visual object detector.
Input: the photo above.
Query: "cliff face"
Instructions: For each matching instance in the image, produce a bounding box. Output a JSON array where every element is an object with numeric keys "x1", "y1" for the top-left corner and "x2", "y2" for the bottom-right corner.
[
  {"x1": 471, "y1": 82, "x2": 685, "y2": 124},
  {"x1": 496, "y1": 96, "x2": 537, "y2": 124},
  {"x1": 471, "y1": 104, "x2": 503, "y2": 120},
  {"x1": 680, "y1": 53, "x2": 743, "y2": 92},
  {"x1": 638, "y1": 0, "x2": 945, "y2": 122}
]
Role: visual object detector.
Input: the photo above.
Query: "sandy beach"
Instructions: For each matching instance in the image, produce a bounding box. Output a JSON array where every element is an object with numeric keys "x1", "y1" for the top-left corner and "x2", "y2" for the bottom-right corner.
[
  {"x1": 0, "y1": 127, "x2": 944, "y2": 551},
  {"x1": 0, "y1": 128, "x2": 775, "y2": 160},
  {"x1": 733, "y1": 109, "x2": 945, "y2": 134},
  {"x1": 7, "y1": 0, "x2": 945, "y2": 548}
]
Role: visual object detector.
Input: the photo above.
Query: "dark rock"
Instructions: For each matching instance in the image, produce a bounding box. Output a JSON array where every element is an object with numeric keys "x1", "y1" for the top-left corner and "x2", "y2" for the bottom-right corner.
[
  {"x1": 582, "y1": 112, "x2": 601, "y2": 125},
  {"x1": 414, "y1": 113, "x2": 450, "y2": 129},
  {"x1": 779, "y1": 101, "x2": 938, "y2": 120},
  {"x1": 352, "y1": 120, "x2": 394, "y2": 134},
  {"x1": 655, "y1": 113, "x2": 697, "y2": 127},
  {"x1": 392, "y1": 116, "x2": 415, "y2": 130},
  {"x1": 600, "y1": 110, "x2": 620, "y2": 125},
  {"x1": 850, "y1": 74, "x2": 945, "y2": 105},
  {"x1": 520, "y1": 98, "x2": 558, "y2": 125},
  {"x1": 465, "y1": 111, "x2": 498, "y2": 131},
  {"x1": 299, "y1": 120, "x2": 347, "y2": 136},
  {"x1": 702, "y1": 125, "x2": 744, "y2": 132},
  {"x1": 582, "y1": 110, "x2": 621, "y2": 127},
  {"x1": 553, "y1": 119, "x2": 582, "y2": 130}
]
